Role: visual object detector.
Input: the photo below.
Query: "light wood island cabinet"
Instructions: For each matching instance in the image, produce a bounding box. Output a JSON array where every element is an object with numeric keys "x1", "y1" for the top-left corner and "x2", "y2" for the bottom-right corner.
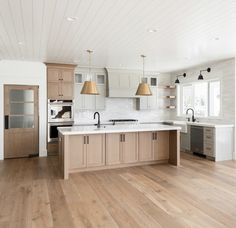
[
  {"x1": 106, "y1": 132, "x2": 138, "y2": 165},
  {"x1": 59, "y1": 129, "x2": 180, "y2": 179},
  {"x1": 154, "y1": 131, "x2": 169, "y2": 160},
  {"x1": 59, "y1": 134, "x2": 105, "y2": 174},
  {"x1": 138, "y1": 132, "x2": 153, "y2": 161}
]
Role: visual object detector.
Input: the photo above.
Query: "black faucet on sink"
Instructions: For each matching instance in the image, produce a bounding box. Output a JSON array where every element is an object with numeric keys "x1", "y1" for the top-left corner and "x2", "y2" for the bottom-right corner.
[
  {"x1": 94, "y1": 112, "x2": 101, "y2": 128},
  {"x1": 186, "y1": 108, "x2": 196, "y2": 122}
]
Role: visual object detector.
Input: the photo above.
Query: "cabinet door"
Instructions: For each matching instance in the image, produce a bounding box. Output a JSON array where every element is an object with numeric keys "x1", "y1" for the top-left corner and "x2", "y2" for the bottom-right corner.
[
  {"x1": 122, "y1": 133, "x2": 138, "y2": 163},
  {"x1": 86, "y1": 134, "x2": 105, "y2": 167},
  {"x1": 138, "y1": 132, "x2": 153, "y2": 161},
  {"x1": 48, "y1": 82, "x2": 60, "y2": 99},
  {"x1": 95, "y1": 85, "x2": 105, "y2": 110},
  {"x1": 48, "y1": 68, "x2": 61, "y2": 82},
  {"x1": 153, "y1": 131, "x2": 169, "y2": 160},
  {"x1": 61, "y1": 82, "x2": 74, "y2": 100},
  {"x1": 68, "y1": 135, "x2": 86, "y2": 169},
  {"x1": 106, "y1": 133, "x2": 121, "y2": 165},
  {"x1": 61, "y1": 69, "x2": 74, "y2": 82}
]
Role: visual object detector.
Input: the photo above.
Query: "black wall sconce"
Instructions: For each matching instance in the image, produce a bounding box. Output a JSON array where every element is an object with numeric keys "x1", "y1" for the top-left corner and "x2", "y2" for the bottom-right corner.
[
  {"x1": 198, "y1": 67, "x2": 211, "y2": 80},
  {"x1": 175, "y1": 73, "x2": 186, "y2": 84}
]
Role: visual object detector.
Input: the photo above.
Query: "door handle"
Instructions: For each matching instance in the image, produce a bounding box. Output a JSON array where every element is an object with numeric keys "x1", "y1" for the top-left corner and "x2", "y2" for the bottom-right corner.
[{"x1": 4, "y1": 115, "x2": 9, "y2": 129}]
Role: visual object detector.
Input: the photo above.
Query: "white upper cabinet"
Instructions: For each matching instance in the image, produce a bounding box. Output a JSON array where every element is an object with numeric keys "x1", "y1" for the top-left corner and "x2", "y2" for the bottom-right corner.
[
  {"x1": 107, "y1": 69, "x2": 140, "y2": 97},
  {"x1": 136, "y1": 75, "x2": 158, "y2": 110},
  {"x1": 74, "y1": 68, "x2": 106, "y2": 111}
]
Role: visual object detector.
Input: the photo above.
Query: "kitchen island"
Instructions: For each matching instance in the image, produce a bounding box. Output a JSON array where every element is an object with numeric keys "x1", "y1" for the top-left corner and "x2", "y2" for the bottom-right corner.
[{"x1": 58, "y1": 124, "x2": 181, "y2": 179}]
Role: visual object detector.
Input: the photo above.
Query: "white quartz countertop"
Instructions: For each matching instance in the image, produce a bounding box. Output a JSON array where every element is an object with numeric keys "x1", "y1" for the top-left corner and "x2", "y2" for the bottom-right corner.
[
  {"x1": 165, "y1": 120, "x2": 234, "y2": 128},
  {"x1": 58, "y1": 123, "x2": 181, "y2": 136}
]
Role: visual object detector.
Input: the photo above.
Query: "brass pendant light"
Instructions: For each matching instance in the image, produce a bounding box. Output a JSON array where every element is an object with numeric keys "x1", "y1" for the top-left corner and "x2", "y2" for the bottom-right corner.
[
  {"x1": 80, "y1": 50, "x2": 99, "y2": 95},
  {"x1": 135, "y1": 55, "x2": 152, "y2": 96}
]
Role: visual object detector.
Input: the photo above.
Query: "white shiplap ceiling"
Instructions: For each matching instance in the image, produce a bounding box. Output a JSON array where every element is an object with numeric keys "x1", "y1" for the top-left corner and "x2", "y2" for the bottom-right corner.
[{"x1": 0, "y1": 0, "x2": 236, "y2": 71}]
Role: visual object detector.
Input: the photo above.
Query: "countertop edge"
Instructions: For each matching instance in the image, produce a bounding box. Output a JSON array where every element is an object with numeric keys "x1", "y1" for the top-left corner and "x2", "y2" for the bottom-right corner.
[{"x1": 58, "y1": 126, "x2": 181, "y2": 136}]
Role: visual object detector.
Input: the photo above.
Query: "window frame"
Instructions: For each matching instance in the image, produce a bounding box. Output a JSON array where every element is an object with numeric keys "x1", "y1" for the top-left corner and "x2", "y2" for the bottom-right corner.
[{"x1": 177, "y1": 79, "x2": 222, "y2": 119}]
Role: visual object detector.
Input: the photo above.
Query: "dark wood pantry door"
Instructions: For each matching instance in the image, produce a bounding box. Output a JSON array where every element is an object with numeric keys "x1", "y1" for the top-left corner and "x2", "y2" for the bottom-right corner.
[{"x1": 4, "y1": 85, "x2": 39, "y2": 159}]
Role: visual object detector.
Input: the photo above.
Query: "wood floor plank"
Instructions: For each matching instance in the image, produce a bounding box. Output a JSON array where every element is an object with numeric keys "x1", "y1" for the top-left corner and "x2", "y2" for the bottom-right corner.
[
  {"x1": 84, "y1": 172, "x2": 142, "y2": 228},
  {"x1": 0, "y1": 153, "x2": 236, "y2": 228}
]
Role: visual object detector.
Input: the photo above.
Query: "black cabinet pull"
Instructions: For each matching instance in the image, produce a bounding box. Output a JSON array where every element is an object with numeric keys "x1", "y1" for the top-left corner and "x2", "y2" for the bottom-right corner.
[{"x1": 4, "y1": 115, "x2": 9, "y2": 129}]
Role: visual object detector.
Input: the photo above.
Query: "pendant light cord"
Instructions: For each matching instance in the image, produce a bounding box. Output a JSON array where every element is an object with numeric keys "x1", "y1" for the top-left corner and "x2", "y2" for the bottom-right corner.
[
  {"x1": 141, "y1": 55, "x2": 146, "y2": 83},
  {"x1": 87, "y1": 50, "x2": 92, "y2": 81}
]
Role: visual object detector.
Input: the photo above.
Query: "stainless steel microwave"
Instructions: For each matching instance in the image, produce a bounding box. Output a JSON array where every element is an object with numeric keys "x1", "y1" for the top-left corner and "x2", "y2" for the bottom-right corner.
[{"x1": 48, "y1": 100, "x2": 74, "y2": 123}]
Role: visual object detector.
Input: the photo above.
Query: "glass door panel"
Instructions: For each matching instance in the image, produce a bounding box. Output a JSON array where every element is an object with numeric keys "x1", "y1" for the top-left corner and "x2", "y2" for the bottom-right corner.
[
  {"x1": 10, "y1": 103, "x2": 34, "y2": 115},
  {"x1": 10, "y1": 89, "x2": 34, "y2": 102}
]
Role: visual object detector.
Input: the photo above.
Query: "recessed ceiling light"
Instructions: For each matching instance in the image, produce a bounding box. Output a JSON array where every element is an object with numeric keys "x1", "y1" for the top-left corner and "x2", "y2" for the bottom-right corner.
[
  {"x1": 18, "y1": 41, "x2": 23, "y2": 45},
  {"x1": 214, "y1": 37, "x2": 220, "y2": 41},
  {"x1": 147, "y1": 28, "x2": 157, "y2": 33},
  {"x1": 67, "y1": 17, "x2": 78, "y2": 22}
]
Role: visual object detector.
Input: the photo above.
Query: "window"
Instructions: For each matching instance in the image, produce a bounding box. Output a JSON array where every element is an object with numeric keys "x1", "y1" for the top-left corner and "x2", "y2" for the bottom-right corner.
[{"x1": 178, "y1": 80, "x2": 221, "y2": 118}]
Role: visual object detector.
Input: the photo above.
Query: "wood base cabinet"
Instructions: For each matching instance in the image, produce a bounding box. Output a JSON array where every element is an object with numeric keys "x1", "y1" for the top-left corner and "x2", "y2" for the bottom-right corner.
[
  {"x1": 138, "y1": 132, "x2": 153, "y2": 161},
  {"x1": 153, "y1": 131, "x2": 169, "y2": 160},
  {"x1": 106, "y1": 132, "x2": 138, "y2": 165},
  {"x1": 138, "y1": 131, "x2": 169, "y2": 162},
  {"x1": 59, "y1": 134, "x2": 105, "y2": 175}
]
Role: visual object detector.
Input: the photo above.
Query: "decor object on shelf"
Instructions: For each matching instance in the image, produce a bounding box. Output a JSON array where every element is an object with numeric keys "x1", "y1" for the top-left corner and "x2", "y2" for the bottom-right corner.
[
  {"x1": 135, "y1": 55, "x2": 152, "y2": 96},
  {"x1": 175, "y1": 73, "x2": 186, "y2": 84},
  {"x1": 198, "y1": 67, "x2": 211, "y2": 80},
  {"x1": 81, "y1": 50, "x2": 99, "y2": 95}
]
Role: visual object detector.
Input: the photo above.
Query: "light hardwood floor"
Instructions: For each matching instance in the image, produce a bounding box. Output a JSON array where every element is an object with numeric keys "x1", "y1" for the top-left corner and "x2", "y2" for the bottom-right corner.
[{"x1": 0, "y1": 153, "x2": 236, "y2": 228}]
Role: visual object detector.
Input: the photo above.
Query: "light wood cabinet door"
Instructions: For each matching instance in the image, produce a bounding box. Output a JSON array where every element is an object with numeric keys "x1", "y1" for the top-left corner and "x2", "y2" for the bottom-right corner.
[
  {"x1": 106, "y1": 133, "x2": 121, "y2": 165},
  {"x1": 60, "y1": 82, "x2": 74, "y2": 100},
  {"x1": 68, "y1": 135, "x2": 86, "y2": 169},
  {"x1": 122, "y1": 133, "x2": 138, "y2": 163},
  {"x1": 86, "y1": 134, "x2": 105, "y2": 167},
  {"x1": 61, "y1": 69, "x2": 74, "y2": 82},
  {"x1": 48, "y1": 68, "x2": 61, "y2": 82},
  {"x1": 48, "y1": 82, "x2": 60, "y2": 99},
  {"x1": 138, "y1": 132, "x2": 153, "y2": 161},
  {"x1": 153, "y1": 131, "x2": 169, "y2": 160}
]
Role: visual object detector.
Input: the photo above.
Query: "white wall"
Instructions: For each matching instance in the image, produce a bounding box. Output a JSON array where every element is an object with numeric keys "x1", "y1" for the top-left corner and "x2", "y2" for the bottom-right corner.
[
  {"x1": 170, "y1": 58, "x2": 235, "y2": 124},
  {"x1": 74, "y1": 72, "x2": 173, "y2": 124},
  {"x1": 0, "y1": 60, "x2": 47, "y2": 160}
]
